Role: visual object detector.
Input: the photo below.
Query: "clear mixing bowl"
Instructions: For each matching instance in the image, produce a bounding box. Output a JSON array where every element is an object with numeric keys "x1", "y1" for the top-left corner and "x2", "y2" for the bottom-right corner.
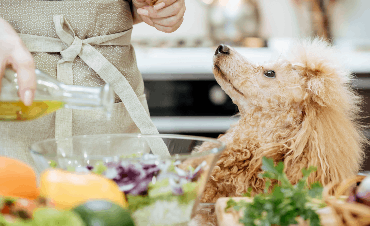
[{"x1": 30, "y1": 134, "x2": 225, "y2": 226}]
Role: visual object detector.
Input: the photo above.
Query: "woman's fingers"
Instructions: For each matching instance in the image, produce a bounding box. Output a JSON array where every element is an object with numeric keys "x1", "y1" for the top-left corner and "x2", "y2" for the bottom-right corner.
[
  {"x1": 138, "y1": 0, "x2": 184, "y2": 19},
  {"x1": 152, "y1": 0, "x2": 178, "y2": 10},
  {"x1": 153, "y1": 17, "x2": 183, "y2": 33},
  {"x1": 151, "y1": 4, "x2": 185, "y2": 28},
  {"x1": 0, "y1": 19, "x2": 36, "y2": 106},
  {"x1": 137, "y1": 0, "x2": 185, "y2": 33},
  {"x1": 139, "y1": 14, "x2": 155, "y2": 27},
  {"x1": 10, "y1": 45, "x2": 36, "y2": 106},
  {"x1": 132, "y1": 0, "x2": 148, "y2": 9}
]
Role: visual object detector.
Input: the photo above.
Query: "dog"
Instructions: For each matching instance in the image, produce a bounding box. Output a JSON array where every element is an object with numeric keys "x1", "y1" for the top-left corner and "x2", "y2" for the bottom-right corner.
[
  {"x1": 189, "y1": 38, "x2": 367, "y2": 225},
  {"x1": 194, "y1": 38, "x2": 366, "y2": 206}
]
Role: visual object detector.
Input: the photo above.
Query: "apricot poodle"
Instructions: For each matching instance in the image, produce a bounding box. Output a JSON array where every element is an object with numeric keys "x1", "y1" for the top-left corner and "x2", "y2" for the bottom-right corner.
[{"x1": 197, "y1": 38, "x2": 366, "y2": 204}]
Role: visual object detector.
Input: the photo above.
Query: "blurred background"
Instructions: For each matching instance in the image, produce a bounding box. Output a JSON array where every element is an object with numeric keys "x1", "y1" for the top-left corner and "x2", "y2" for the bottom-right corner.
[{"x1": 131, "y1": 0, "x2": 370, "y2": 169}]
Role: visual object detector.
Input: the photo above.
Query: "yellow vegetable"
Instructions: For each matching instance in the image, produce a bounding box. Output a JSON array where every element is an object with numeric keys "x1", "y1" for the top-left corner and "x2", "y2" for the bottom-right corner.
[{"x1": 40, "y1": 169, "x2": 127, "y2": 210}]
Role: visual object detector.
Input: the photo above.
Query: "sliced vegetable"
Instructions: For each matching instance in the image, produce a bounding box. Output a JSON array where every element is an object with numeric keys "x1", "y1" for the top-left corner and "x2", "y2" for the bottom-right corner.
[
  {"x1": 39, "y1": 169, "x2": 127, "y2": 210},
  {"x1": 32, "y1": 208, "x2": 85, "y2": 226},
  {"x1": 0, "y1": 157, "x2": 39, "y2": 200},
  {"x1": 73, "y1": 200, "x2": 134, "y2": 226}
]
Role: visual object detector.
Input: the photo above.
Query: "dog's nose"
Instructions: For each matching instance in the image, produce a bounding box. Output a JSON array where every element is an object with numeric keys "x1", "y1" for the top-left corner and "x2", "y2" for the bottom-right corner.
[{"x1": 215, "y1": 44, "x2": 230, "y2": 55}]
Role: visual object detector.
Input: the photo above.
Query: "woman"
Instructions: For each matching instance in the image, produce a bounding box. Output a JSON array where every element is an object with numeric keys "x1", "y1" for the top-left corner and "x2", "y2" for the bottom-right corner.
[{"x1": 0, "y1": 0, "x2": 185, "y2": 169}]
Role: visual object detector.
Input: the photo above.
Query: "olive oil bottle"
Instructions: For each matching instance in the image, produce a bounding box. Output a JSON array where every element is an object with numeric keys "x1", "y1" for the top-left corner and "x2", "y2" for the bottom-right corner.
[{"x1": 0, "y1": 69, "x2": 114, "y2": 121}]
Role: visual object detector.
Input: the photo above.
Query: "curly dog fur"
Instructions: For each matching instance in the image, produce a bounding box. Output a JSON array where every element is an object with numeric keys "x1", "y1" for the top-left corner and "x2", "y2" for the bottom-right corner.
[{"x1": 197, "y1": 38, "x2": 366, "y2": 204}]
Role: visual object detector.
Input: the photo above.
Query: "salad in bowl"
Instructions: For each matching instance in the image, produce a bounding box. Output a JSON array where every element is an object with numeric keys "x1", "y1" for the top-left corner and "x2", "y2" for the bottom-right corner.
[{"x1": 29, "y1": 134, "x2": 225, "y2": 226}]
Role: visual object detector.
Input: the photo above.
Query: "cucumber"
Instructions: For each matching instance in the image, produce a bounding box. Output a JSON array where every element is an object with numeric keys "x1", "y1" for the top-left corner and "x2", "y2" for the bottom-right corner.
[{"x1": 73, "y1": 200, "x2": 135, "y2": 226}]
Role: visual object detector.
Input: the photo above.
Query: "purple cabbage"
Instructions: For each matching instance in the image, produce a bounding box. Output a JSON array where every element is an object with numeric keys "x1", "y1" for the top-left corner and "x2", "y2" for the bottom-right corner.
[
  {"x1": 99, "y1": 154, "x2": 207, "y2": 196},
  {"x1": 104, "y1": 161, "x2": 160, "y2": 195}
]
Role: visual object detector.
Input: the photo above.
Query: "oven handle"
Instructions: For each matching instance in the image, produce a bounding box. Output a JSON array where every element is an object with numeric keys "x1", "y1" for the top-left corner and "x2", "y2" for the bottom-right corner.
[{"x1": 352, "y1": 78, "x2": 370, "y2": 89}]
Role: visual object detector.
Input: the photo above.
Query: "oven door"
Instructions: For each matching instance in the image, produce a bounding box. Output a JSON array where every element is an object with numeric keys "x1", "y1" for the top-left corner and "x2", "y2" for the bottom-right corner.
[
  {"x1": 143, "y1": 73, "x2": 239, "y2": 137},
  {"x1": 353, "y1": 74, "x2": 370, "y2": 171}
]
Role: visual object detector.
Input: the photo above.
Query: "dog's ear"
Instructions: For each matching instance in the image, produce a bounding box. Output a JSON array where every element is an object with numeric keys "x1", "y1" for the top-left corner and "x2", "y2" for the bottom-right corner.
[
  {"x1": 288, "y1": 39, "x2": 353, "y2": 108},
  {"x1": 285, "y1": 39, "x2": 365, "y2": 187},
  {"x1": 292, "y1": 63, "x2": 339, "y2": 107}
]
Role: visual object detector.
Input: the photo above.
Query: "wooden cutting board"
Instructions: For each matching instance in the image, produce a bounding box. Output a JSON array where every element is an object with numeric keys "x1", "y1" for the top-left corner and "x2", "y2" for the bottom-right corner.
[
  {"x1": 215, "y1": 197, "x2": 251, "y2": 226},
  {"x1": 215, "y1": 197, "x2": 336, "y2": 226}
]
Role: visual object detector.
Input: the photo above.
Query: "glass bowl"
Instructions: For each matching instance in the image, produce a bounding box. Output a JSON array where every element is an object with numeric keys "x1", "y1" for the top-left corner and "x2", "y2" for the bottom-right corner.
[{"x1": 30, "y1": 134, "x2": 225, "y2": 226}]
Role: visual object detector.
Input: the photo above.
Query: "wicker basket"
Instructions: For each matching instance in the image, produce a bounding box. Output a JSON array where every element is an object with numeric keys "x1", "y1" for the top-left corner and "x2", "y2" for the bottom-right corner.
[{"x1": 320, "y1": 175, "x2": 370, "y2": 226}]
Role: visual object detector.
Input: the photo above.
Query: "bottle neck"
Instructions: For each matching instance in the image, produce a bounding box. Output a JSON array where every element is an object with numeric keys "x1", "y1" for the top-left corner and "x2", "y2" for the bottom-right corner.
[{"x1": 60, "y1": 83, "x2": 114, "y2": 116}]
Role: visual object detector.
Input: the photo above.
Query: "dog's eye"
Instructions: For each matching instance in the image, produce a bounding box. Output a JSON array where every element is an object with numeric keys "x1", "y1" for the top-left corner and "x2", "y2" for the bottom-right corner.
[{"x1": 264, "y1": 70, "x2": 276, "y2": 78}]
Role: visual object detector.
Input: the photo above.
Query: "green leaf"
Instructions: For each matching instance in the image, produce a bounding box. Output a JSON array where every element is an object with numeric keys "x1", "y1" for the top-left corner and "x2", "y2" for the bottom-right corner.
[
  {"x1": 228, "y1": 157, "x2": 325, "y2": 226},
  {"x1": 302, "y1": 166, "x2": 317, "y2": 178},
  {"x1": 275, "y1": 162, "x2": 285, "y2": 175},
  {"x1": 261, "y1": 157, "x2": 277, "y2": 175},
  {"x1": 264, "y1": 179, "x2": 271, "y2": 193},
  {"x1": 259, "y1": 172, "x2": 276, "y2": 180},
  {"x1": 242, "y1": 187, "x2": 253, "y2": 197},
  {"x1": 307, "y1": 182, "x2": 323, "y2": 199},
  {"x1": 225, "y1": 198, "x2": 237, "y2": 211},
  {"x1": 48, "y1": 160, "x2": 57, "y2": 168},
  {"x1": 92, "y1": 161, "x2": 107, "y2": 175}
]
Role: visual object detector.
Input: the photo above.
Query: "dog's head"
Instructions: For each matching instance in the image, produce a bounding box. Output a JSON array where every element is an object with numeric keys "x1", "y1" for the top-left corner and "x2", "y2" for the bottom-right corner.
[
  {"x1": 212, "y1": 39, "x2": 358, "y2": 115},
  {"x1": 213, "y1": 39, "x2": 365, "y2": 182}
]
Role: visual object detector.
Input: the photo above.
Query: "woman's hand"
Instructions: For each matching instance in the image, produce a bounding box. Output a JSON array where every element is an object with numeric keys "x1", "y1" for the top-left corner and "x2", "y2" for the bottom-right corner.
[
  {"x1": 0, "y1": 18, "x2": 36, "y2": 106},
  {"x1": 132, "y1": 0, "x2": 185, "y2": 33}
]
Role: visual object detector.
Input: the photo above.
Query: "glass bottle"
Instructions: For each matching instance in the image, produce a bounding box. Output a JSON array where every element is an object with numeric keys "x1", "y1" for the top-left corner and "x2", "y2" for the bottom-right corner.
[{"x1": 0, "y1": 69, "x2": 114, "y2": 121}]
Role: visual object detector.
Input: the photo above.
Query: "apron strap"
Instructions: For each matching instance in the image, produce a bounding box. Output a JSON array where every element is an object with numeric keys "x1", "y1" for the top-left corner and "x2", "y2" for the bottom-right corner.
[{"x1": 19, "y1": 15, "x2": 170, "y2": 157}]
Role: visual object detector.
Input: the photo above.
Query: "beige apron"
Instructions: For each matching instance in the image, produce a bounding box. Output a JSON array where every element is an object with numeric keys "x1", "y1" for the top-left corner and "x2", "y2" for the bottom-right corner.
[{"x1": 0, "y1": 0, "x2": 168, "y2": 171}]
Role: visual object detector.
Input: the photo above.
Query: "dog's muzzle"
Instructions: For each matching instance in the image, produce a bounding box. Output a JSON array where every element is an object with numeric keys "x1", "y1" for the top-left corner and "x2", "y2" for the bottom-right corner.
[{"x1": 215, "y1": 44, "x2": 230, "y2": 55}]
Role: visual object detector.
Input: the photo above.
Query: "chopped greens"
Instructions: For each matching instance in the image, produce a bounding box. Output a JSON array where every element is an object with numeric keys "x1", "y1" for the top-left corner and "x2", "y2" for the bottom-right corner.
[
  {"x1": 91, "y1": 161, "x2": 107, "y2": 175},
  {"x1": 225, "y1": 157, "x2": 325, "y2": 226},
  {"x1": 0, "y1": 208, "x2": 85, "y2": 226},
  {"x1": 127, "y1": 179, "x2": 199, "y2": 212},
  {"x1": 48, "y1": 160, "x2": 57, "y2": 168}
]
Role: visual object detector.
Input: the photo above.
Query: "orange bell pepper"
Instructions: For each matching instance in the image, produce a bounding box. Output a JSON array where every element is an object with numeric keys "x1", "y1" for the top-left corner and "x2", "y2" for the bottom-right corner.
[{"x1": 39, "y1": 169, "x2": 127, "y2": 210}]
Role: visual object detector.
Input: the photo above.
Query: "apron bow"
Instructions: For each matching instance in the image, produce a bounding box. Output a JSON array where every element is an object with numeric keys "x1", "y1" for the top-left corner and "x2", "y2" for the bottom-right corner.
[{"x1": 19, "y1": 15, "x2": 170, "y2": 157}]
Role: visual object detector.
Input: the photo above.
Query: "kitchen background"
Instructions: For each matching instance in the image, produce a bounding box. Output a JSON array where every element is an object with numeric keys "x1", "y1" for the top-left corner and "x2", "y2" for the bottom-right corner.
[{"x1": 131, "y1": 0, "x2": 370, "y2": 169}]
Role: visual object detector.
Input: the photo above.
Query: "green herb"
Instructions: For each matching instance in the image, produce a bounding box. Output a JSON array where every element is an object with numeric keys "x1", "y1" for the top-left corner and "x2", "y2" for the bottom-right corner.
[
  {"x1": 92, "y1": 161, "x2": 107, "y2": 175},
  {"x1": 225, "y1": 157, "x2": 325, "y2": 226},
  {"x1": 48, "y1": 160, "x2": 57, "y2": 168}
]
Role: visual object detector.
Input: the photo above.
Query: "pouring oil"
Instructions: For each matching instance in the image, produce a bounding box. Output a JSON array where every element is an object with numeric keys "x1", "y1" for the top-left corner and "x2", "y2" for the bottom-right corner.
[
  {"x1": 0, "y1": 69, "x2": 114, "y2": 121},
  {"x1": 0, "y1": 101, "x2": 65, "y2": 121}
]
